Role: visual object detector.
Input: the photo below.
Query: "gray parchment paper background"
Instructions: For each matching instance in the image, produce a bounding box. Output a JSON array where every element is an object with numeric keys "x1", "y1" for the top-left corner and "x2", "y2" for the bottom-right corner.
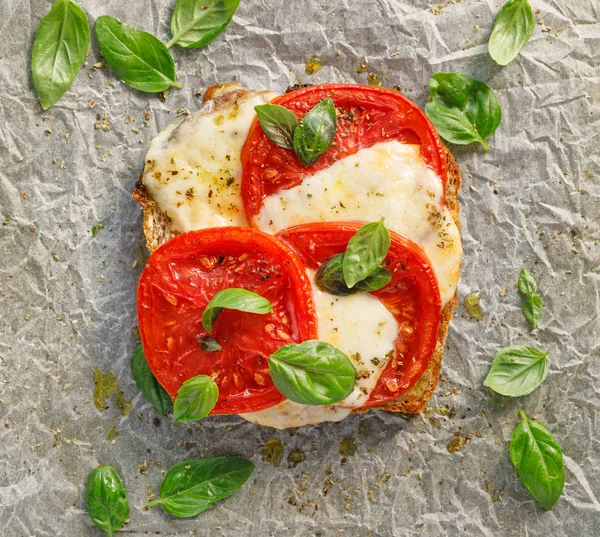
[{"x1": 1, "y1": 0, "x2": 599, "y2": 535}]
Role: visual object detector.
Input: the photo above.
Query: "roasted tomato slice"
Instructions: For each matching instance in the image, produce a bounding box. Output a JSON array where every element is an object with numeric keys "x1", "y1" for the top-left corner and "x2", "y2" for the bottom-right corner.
[
  {"x1": 137, "y1": 227, "x2": 317, "y2": 414},
  {"x1": 241, "y1": 84, "x2": 447, "y2": 221},
  {"x1": 277, "y1": 222, "x2": 441, "y2": 407}
]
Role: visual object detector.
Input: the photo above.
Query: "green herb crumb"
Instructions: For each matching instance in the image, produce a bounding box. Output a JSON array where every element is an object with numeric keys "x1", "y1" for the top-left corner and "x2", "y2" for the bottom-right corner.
[
  {"x1": 287, "y1": 449, "x2": 306, "y2": 465},
  {"x1": 338, "y1": 437, "x2": 357, "y2": 456},
  {"x1": 262, "y1": 438, "x2": 284, "y2": 467}
]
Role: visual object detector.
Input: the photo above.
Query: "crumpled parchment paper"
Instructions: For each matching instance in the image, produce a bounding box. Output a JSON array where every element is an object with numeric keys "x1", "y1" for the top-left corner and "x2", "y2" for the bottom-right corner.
[{"x1": 0, "y1": 0, "x2": 598, "y2": 535}]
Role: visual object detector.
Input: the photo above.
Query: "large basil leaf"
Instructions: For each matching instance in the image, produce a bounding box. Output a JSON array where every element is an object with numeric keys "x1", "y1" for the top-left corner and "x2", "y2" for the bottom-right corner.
[
  {"x1": 202, "y1": 288, "x2": 272, "y2": 333},
  {"x1": 269, "y1": 340, "x2": 356, "y2": 405},
  {"x1": 168, "y1": 0, "x2": 240, "y2": 49},
  {"x1": 510, "y1": 411, "x2": 564, "y2": 510},
  {"x1": 130, "y1": 344, "x2": 172, "y2": 415},
  {"x1": 518, "y1": 268, "x2": 537, "y2": 297},
  {"x1": 342, "y1": 219, "x2": 391, "y2": 289},
  {"x1": 173, "y1": 375, "x2": 218, "y2": 422},
  {"x1": 31, "y1": 0, "x2": 90, "y2": 110},
  {"x1": 86, "y1": 466, "x2": 129, "y2": 536},
  {"x1": 484, "y1": 346, "x2": 549, "y2": 397},
  {"x1": 488, "y1": 0, "x2": 536, "y2": 66},
  {"x1": 523, "y1": 295, "x2": 543, "y2": 329},
  {"x1": 146, "y1": 457, "x2": 254, "y2": 517},
  {"x1": 255, "y1": 104, "x2": 299, "y2": 149},
  {"x1": 425, "y1": 73, "x2": 501, "y2": 150},
  {"x1": 316, "y1": 253, "x2": 391, "y2": 296},
  {"x1": 96, "y1": 16, "x2": 181, "y2": 93},
  {"x1": 293, "y1": 98, "x2": 337, "y2": 166}
]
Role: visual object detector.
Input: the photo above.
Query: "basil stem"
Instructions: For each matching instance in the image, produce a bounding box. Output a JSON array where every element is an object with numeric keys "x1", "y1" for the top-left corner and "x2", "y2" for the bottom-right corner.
[
  {"x1": 201, "y1": 288, "x2": 272, "y2": 333},
  {"x1": 293, "y1": 98, "x2": 337, "y2": 167},
  {"x1": 146, "y1": 457, "x2": 254, "y2": 517},
  {"x1": 488, "y1": 0, "x2": 536, "y2": 66},
  {"x1": 130, "y1": 344, "x2": 173, "y2": 415},
  {"x1": 86, "y1": 466, "x2": 129, "y2": 537},
  {"x1": 173, "y1": 374, "x2": 219, "y2": 422},
  {"x1": 510, "y1": 410, "x2": 564, "y2": 510},
  {"x1": 269, "y1": 340, "x2": 356, "y2": 405},
  {"x1": 484, "y1": 346, "x2": 549, "y2": 397},
  {"x1": 425, "y1": 73, "x2": 501, "y2": 150},
  {"x1": 31, "y1": 0, "x2": 90, "y2": 110}
]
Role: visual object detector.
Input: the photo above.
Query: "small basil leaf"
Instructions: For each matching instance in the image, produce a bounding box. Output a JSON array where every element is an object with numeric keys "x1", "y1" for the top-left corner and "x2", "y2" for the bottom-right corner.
[
  {"x1": 173, "y1": 375, "x2": 219, "y2": 422},
  {"x1": 293, "y1": 98, "x2": 337, "y2": 167},
  {"x1": 198, "y1": 335, "x2": 222, "y2": 352},
  {"x1": 168, "y1": 0, "x2": 240, "y2": 49},
  {"x1": 518, "y1": 268, "x2": 537, "y2": 297},
  {"x1": 255, "y1": 104, "x2": 299, "y2": 149},
  {"x1": 510, "y1": 410, "x2": 564, "y2": 510},
  {"x1": 130, "y1": 344, "x2": 173, "y2": 415},
  {"x1": 316, "y1": 253, "x2": 391, "y2": 296},
  {"x1": 96, "y1": 15, "x2": 181, "y2": 93},
  {"x1": 464, "y1": 292, "x2": 484, "y2": 320},
  {"x1": 342, "y1": 219, "x2": 391, "y2": 289},
  {"x1": 202, "y1": 288, "x2": 272, "y2": 333},
  {"x1": 484, "y1": 346, "x2": 549, "y2": 397},
  {"x1": 522, "y1": 295, "x2": 543, "y2": 329},
  {"x1": 488, "y1": 0, "x2": 536, "y2": 66},
  {"x1": 425, "y1": 73, "x2": 501, "y2": 151},
  {"x1": 146, "y1": 457, "x2": 254, "y2": 517},
  {"x1": 269, "y1": 340, "x2": 356, "y2": 405},
  {"x1": 31, "y1": 0, "x2": 91, "y2": 110},
  {"x1": 86, "y1": 466, "x2": 129, "y2": 537}
]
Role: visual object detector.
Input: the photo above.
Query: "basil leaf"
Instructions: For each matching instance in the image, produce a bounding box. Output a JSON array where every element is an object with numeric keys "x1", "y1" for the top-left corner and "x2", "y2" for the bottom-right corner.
[
  {"x1": 488, "y1": 0, "x2": 536, "y2": 66},
  {"x1": 425, "y1": 73, "x2": 501, "y2": 151},
  {"x1": 342, "y1": 219, "x2": 391, "y2": 289},
  {"x1": 96, "y1": 15, "x2": 181, "y2": 93},
  {"x1": 269, "y1": 340, "x2": 356, "y2": 405},
  {"x1": 31, "y1": 0, "x2": 90, "y2": 110},
  {"x1": 86, "y1": 466, "x2": 129, "y2": 537},
  {"x1": 168, "y1": 0, "x2": 240, "y2": 49},
  {"x1": 316, "y1": 253, "x2": 391, "y2": 296},
  {"x1": 255, "y1": 104, "x2": 299, "y2": 149},
  {"x1": 510, "y1": 410, "x2": 564, "y2": 510},
  {"x1": 202, "y1": 288, "x2": 272, "y2": 333},
  {"x1": 293, "y1": 98, "x2": 337, "y2": 167},
  {"x1": 198, "y1": 335, "x2": 222, "y2": 352},
  {"x1": 173, "y1": 375, "x2": 218, "y2": 422},
  {"x1": 130, "y1": 344, "x2": 173, "y2": 415},
  {"x1": 518, "y1": 268, "x2": 537, "y2": 297},
  {"x1": 484, "y1": 346, "x2": 549, "y2": 397},
  {"x1": 146, "y1": 457, "x2": 254, "y2": 517},
  {"x1": 523, "y1": 295, "x2": 543, "y2": 329}
]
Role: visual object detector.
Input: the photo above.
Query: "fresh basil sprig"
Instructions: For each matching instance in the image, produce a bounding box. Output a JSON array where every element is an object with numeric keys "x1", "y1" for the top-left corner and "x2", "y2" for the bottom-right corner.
[
  {"x1": 510, "y1": 410, "x2": 564, "y2": 510},
  {"x1": 343, "y1": 218, "x2": 391, "y2": 288},
  {"x1": 31, "y1": 0, "x2": 90, "y2": 110},
  {"x1": 255, "y1": 104, "x2": 299, "y2": 149},
  {"x1": 173, "y1": 374, "x2": 219, "y2": 422},
  {"x1": 269, "y1": 340, "x2": 356, "y2": 405},
  {"x1": 488, "y1": 0, "x2": 536, "y2": 66},
  {"x1": 202, "y1": 288, "x2": 272, "y2": 333},
  {"x1": 146, "y1": 457, "x2": 254, "y2": 517},
  {"x1": 168, "y1": 0, "x2": 241, "y2": 49},
  {"x1": 86, "y1": 466, "x2": 129, "y2": 537},
  {"x1": 425, "y1": 73, "x2": 501, "y2": 151},
  {"x1": 96, "y1": 16, "x2": 181, "y2": 93},
  {"x1": 130, "y1": 344, "x2": 173, "y2": 415},
  {"x1": 316, "y1": 253, "x2": 392, "y2": 296},
  {"x1": 484, "y1": 346, "x2": 549, "y2": 397},
  {"x1": 293, "y1": 98, "x2": 337, "y2": 166},
  {"x1": 518, "y1": 268, "x2": 543, "y2": 329}
]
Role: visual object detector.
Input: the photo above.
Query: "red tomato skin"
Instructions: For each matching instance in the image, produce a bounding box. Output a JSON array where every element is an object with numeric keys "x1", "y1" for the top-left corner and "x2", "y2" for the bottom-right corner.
[
  {"x1": 276, "y1": 222, "x2": 442, "y2": 407},
  {"x1": 137, "y1": 227, "x2": 318, "y2": 414},
  {"x1": 241, "y1": 84, "x2": 447, "y2": 221}
]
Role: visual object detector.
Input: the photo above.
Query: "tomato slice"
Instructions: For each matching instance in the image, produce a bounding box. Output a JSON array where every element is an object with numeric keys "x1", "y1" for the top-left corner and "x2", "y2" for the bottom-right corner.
[
  {"x1": 241, "y1": 84, "x2": 447, "y2": 221},
  {"x1": 137, "y1": 227, "x2": 317, "y2": 414},
  {"x1": 276, "y1": 222, "x2": 441, "y2": 407}
]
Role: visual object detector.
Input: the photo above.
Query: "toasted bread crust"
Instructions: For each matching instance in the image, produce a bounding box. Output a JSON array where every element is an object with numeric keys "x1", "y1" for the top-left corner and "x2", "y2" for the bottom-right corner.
[{"x1": 133, "y1": 86, "x2": 462, "y2": 415}]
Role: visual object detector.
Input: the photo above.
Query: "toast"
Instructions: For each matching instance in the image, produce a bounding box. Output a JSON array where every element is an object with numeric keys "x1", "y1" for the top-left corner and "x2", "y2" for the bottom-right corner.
[{"x1": 133, "y1": 84, "x2": 461, "y2": 415}]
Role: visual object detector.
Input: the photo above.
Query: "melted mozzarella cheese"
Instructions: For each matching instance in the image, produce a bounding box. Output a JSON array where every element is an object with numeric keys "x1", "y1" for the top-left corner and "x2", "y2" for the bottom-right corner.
[
  {"x1": 142, "y1": 90, "x2": 278, "y2": 230},
  {"x1": 254, "y1": 141, "x2": 462, "y2": 306},
  {"x1": 239, "y1": 271, "x2": 398, "y2": 429}
]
